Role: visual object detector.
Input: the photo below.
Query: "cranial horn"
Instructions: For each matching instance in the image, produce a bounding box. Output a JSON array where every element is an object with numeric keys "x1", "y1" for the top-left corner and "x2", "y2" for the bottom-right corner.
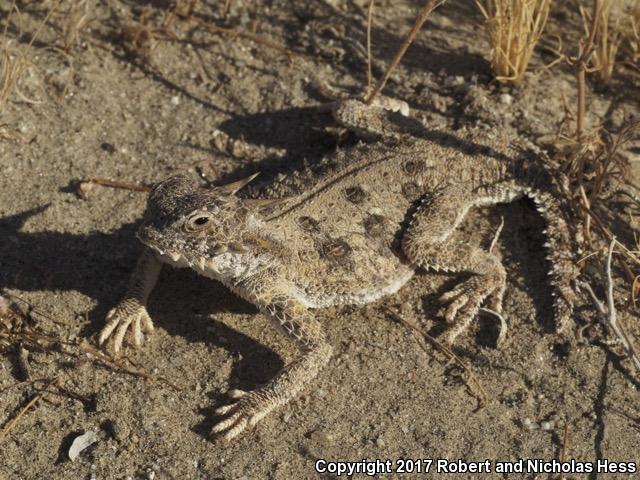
[{"x1": 218, "y1": 172, "x2": 260, "y2": 195}]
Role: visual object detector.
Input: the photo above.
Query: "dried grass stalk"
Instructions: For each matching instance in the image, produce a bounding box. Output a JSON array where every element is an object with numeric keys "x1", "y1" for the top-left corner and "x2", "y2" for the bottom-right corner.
[
  {"x1": 1, "y1": 0, "x2": 62, "y2": 112},
  {"x1": 579, "y1": 0, "x2": 624, "y2": 83},
  {"x1": 62, "y1": 0, "x2": 93, "y2": 53},
  {"x1": 475, "y1": 0, "x2": 551, "y2": 83},
  {"x1": 620, "y1": 2, "x2": 640, "y2": 68},
  {"x1": 0, "y1": 42, "x2": 28, "y2": 112},
  {"x1": 0, "y1": 1, "x2": 28, "y2": 112}
]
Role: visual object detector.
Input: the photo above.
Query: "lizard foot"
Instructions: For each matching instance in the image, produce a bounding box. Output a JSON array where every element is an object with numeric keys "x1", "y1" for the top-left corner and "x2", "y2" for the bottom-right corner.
[
  {"x1": 438, "y1": 270, "x2": 506, "y2": 344},
  {"x1": 98, "y1": 298, "x2": 154, "y2": 353},
  {"x1": 212, "y1": 388, "x2": 277, "y2": 441}
]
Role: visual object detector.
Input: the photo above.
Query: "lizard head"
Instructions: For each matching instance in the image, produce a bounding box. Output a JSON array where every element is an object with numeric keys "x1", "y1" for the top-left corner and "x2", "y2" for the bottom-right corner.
[{"x1": 137, "y1": 173, "x2": 264, "y2": 274}]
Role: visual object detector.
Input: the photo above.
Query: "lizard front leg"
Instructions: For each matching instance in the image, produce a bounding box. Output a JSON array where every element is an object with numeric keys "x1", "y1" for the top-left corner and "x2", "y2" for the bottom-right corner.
[
  {"x1": 212, "y1": 276, "x2": 332, "y2": 441},
  {"x1": 98, "y1": 247, "x2": 162, "y2": 352}
]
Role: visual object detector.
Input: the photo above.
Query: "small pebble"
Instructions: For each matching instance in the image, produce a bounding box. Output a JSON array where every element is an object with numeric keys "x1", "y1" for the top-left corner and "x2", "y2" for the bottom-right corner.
[
  {"x1": 499, "y1": 93, "x2": 513, "y2": 105},
  {"x1": 522, "y1": 418, "x2": 538, "y2": 430},
  {"x1": 68, "y1": 431, "x2": 99, "y2": 461},
  {"x1": 540, "y1": 420, "x2": 554, "y2": 431}
]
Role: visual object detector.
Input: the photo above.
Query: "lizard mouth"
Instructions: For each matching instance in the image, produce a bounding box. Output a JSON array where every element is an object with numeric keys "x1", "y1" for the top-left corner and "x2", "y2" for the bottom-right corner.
[
  {"x1": 145, "y1": 242, "x2": 219, "y2": 275},
  {"x1": 148, "y1": 243, "x2": 184, "y2": 264},
  {"x1": 136, "y1": 227, "x2": 220, "y2": 275},
  {"x1": 136, "y1": 230, "x2": 188, "y2": 265}
]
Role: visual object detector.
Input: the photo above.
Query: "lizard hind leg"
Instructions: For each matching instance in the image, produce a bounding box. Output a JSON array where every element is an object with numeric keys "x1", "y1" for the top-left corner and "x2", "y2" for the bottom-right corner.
[{"x1": 401, "y1": 184, "x2": 509, "y2": 344}]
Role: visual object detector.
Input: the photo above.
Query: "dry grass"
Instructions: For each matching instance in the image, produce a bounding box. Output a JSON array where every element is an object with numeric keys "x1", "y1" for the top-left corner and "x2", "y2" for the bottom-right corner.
[
  {"x1": 61, "y1": 0, "x2": 92, "y2": 53},
  {"x1": 620, "y1": 2, "x2": 640, "y2": 70},
  {"x1": 553, "y1": 3, "x2": 640, "y2": 366},
  {"x1": 475, "y1": 0, "x2": 551, "y2": 83},
  {"x1": 0, "y1": 42, "x2": 29, "y2": 112},
  {"x1": 0, "y1": 3, "x2": 29, "y2": 113},
  {"x1": 1, "y1": 0, "x2": 62, "y2": 112},
  {"x1": 555, "y1": 107, "x2": 640, "y2": 369},
  {"x1": 578, "y1": 0, "x2": 640, "y2": 82},
  {"x1": 555, "y1": 115, "x2": 640, "y2": 314}
]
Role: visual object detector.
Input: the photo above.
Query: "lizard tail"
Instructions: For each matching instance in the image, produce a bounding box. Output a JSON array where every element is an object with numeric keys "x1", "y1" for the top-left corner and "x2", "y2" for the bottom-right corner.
[
  {"x1": 474, "y1": 176, "x2": 579, "y2": 338},
  {"x1": 524, "y1": 186, "x2": 579, "y2": 338}
]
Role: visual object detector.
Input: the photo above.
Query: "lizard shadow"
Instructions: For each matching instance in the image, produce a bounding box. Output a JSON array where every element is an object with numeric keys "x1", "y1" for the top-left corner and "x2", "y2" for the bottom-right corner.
[
  {"x1": 150, "y1": 267, "x2": 284, "y2": 384},
  {"x1": 0, "y1": 206, "x2": 140, "y2": 308},
  {"x1": 0, "y1": 206, "x2": 283, "y2": 394},
  {"x1": 200, "y1": 105, "x2": 341, "y2": 191},
  {"x1": 150, "y1": 272, "x2": 287, "y2": 440}
]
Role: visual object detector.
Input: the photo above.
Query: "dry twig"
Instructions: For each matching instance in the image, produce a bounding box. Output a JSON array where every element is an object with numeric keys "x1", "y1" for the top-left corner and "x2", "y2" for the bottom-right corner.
[
  {"x1": 365, "y1": 0, "x2": 446, "y2": 105},
  {"x1": 366, "y1": 0, "x2": 375, "y2": 92},
  {"x1": 384, "y1": 306, "x2": 488, "y2": 410},
  {"x1": 579, "y1": 238, "x2": 640, "y2": 374},
  {"x1": 488, "y1": 216, "x2": 505, "y2": 254},
  {"x1": 0, "y1": 377, "x2": 58, "y2": 443},
  {"x1": 570, "y1": 0, "x2": 600, "y2": 142},
  {"x1": 83, "y1": 177, "x2": 151, "y2": 192}
]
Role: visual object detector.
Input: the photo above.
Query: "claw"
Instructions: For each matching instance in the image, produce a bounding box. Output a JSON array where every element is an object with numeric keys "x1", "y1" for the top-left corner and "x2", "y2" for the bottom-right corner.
[
  {"x1": 132, "y1": 316, "x2": 143, "y2": 347},
  {"x1": 212, "y1": 411, "x2": 242, "y2": 433},
  {"x1": 112, "y1": 317, "x2": 133, "y2": 353},
  {"x1": 215, "y1": 404, "x2": 235, "y2": 415},
  {"x1": 97, "y1": 299, "x2": 154, "y2": 352},
  {"x1": 141, "y1": 312, "x2": 154, "y2": 333},
  {"x1": 438, "y1": 273, "x2": 506, "y2": 343},
  {"x1": 211, "y1": 388, "x2": 276, "y2": 441},
  {"x1": 98, "y1": 309, "x2": 120, "y2": 345},
  {"x1": 223, "y1": 418, "x2": 248, "y2": 441},
  {"x1": 227, "y1": 389, "x2": 247, "y2": 399}
]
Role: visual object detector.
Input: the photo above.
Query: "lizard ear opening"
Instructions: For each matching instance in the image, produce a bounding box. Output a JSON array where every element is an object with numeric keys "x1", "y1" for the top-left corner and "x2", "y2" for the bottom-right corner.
[{"x1": 217, "y1": 172, "x2": 260, "y2": 195}]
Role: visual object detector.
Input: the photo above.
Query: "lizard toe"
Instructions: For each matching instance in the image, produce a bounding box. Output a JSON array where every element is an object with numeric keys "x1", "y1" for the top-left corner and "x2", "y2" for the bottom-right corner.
[
  {"x1": 212, "y1": 390, "x2": 276, "y2": 441},
  {"x1": 98, "y1": 299, "x2": 154, "y2": 352},
  {"x1": 439, "y1": 274, "x2": 505, "y2": 343}
]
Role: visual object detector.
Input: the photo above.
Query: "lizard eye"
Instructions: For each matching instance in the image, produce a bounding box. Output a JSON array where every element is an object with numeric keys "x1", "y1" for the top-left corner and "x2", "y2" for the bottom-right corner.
[{"x1": 184, "y1": 212, "x2": 213, "y2": 232}]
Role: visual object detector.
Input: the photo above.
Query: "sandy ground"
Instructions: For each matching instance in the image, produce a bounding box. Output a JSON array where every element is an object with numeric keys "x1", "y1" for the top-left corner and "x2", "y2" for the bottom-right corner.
[{"x1": 1, "y1": 1, "x2": 639, "y2": 479}]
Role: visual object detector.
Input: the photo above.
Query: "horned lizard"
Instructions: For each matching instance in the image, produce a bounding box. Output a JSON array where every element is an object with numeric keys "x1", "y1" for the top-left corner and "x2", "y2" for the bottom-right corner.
[{"x1": 98, "y1": 99, "x2": 578, "y2": 441}]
